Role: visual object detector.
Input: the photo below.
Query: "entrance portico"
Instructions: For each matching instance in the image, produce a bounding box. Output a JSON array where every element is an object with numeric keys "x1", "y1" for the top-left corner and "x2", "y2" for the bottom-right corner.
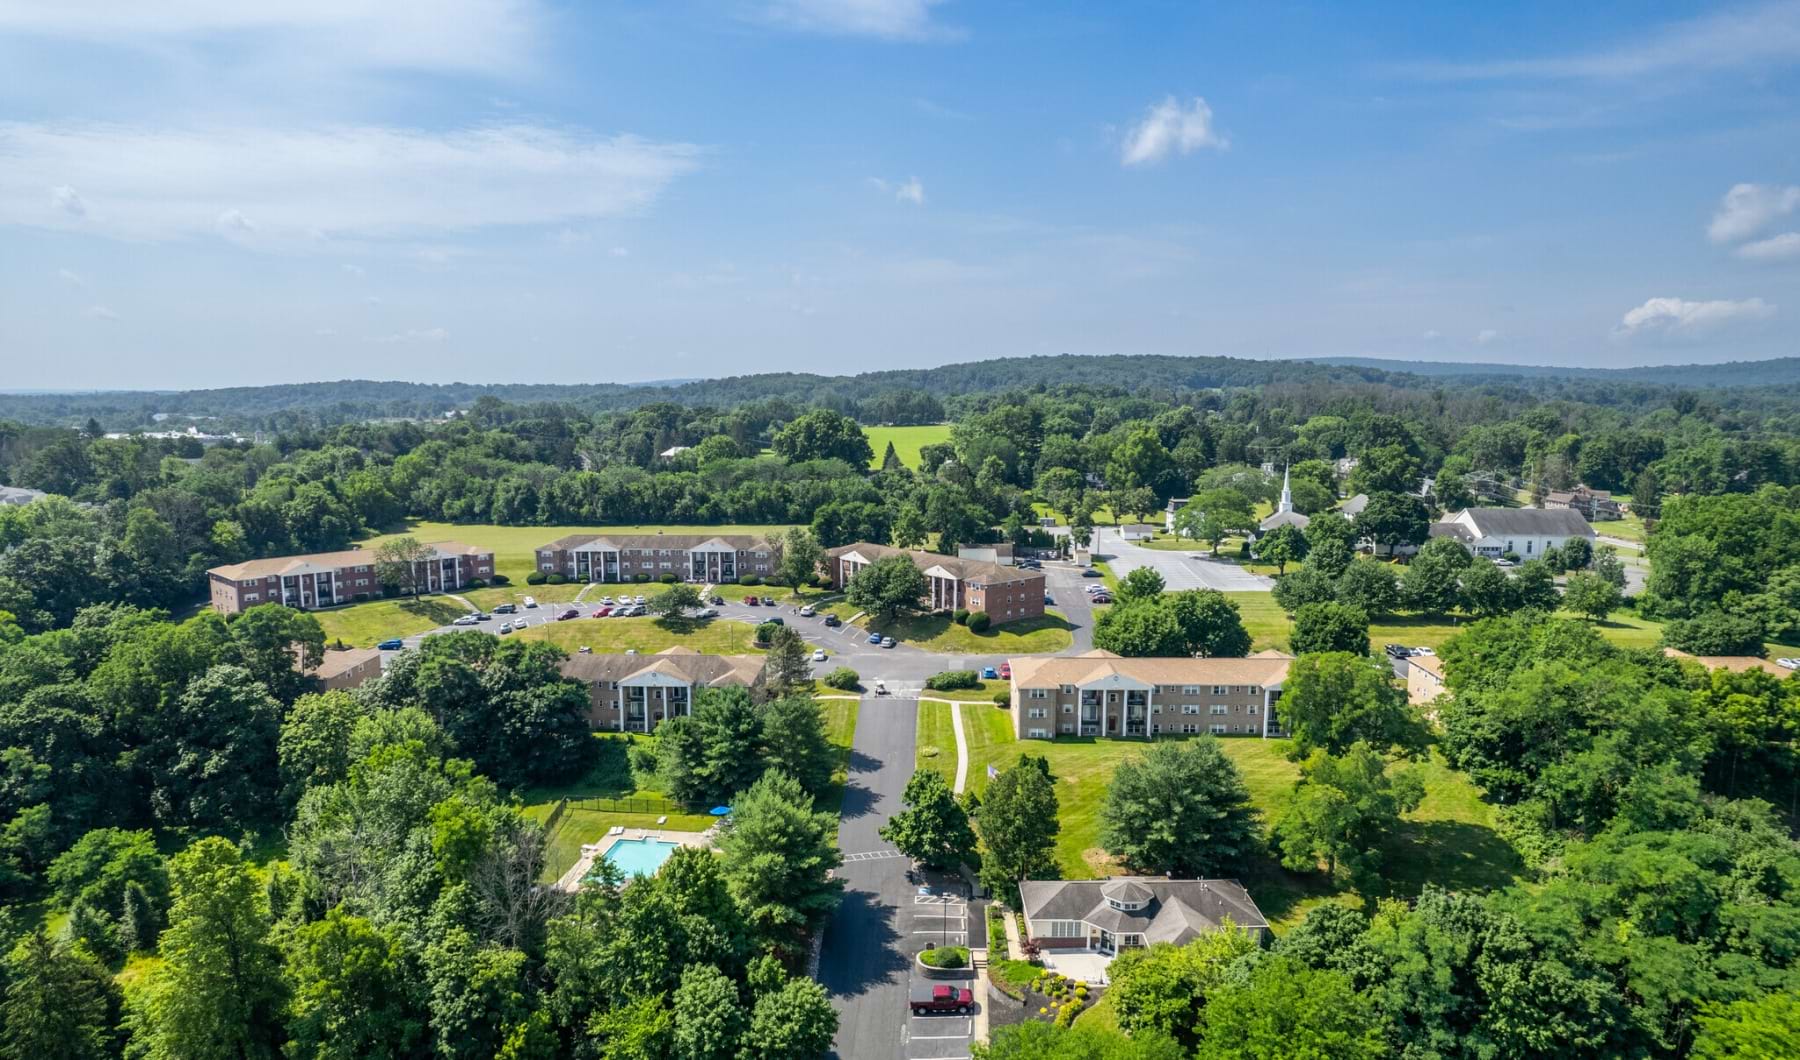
[{"x1": 1072, "y1": 672, "x2": 1154, "y2": 738}]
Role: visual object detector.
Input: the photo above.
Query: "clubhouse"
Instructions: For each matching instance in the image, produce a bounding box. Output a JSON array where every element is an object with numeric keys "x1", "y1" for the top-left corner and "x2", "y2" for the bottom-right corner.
[{"x1": 1006, "y1": 650, "x2": 1294, "y2": 740}]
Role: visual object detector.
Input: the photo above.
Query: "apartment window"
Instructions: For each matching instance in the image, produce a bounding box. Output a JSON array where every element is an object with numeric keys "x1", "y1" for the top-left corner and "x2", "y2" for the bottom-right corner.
[
  {"x1": 541, "y1": 563, "x2": 555, "y2": 572},
  {"x1": 754, "y1": 551, "x2": 769, "y2": 559},
  {"x1": 1210, "y1": 705, "x2": 1228, "y2": 716},
  {"x1": 756, "y1": 565, "x2": 770, "y2": 573},
  {"x1": 1061, "y1": 684, "x2": 1075, "y2": 694},
  {"x1": 1028, "y1": 707, "x2": 1048, "y2": 719},
  {"x1": 1526, "y1": 539, "x2": 1534, "y2": 554},
  {"x1": 1247, "y1": 705, "x2": 1260, "y2": 715},
  {"x1": 1058, "y1": 724, "x2": 1073, "y2": 734},
  {"x1": 1029, "y1": 689, "x2": 1048, "y2": 699},
  {"x1": 1248, "y1": 685, "x2": 1261, "y2": 695},
  {"x1": 1182, "y1": 723, "x2": 1200, "y2": 734},
  {"x1": 1151, "y1": 704, "x2": 1162, "y2": 714},
  {"x1": 1210, "y1": 724, "x2": 1228, "y2": 735},
  {"x1": 1211, "y1": 685, "x2": 1228, "y2": 695},
  {"x1": 1038, "y1": 920, "x2": 1084, "y2": 939},
  {"x1": 1028, "y1": 728, "x2": 1050, "y2": 739},
  {"x1": 1062, "y1": 704, "x2": 1074, "y2": 714},
  {"x1": 244, "y1": 593, "x2": 260, "y2": 602},
  {"x1": 1182, "y1": 685, "x2": 1200, "y2": 694},
  {"x1": 1182, "y1": 704, "x2": 1201, "y2": 715}
]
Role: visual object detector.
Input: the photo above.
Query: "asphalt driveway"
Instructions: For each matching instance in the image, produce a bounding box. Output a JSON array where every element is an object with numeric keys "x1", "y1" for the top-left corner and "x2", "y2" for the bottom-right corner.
[{"x1": 1094, "y1": 526, "x2": 1274, "y2": 591}]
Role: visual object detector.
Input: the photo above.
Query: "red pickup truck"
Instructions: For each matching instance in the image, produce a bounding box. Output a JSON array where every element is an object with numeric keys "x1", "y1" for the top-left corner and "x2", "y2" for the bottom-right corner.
[{"x1": 910, "y1": 983, "x2": 973, "y2": 1015}]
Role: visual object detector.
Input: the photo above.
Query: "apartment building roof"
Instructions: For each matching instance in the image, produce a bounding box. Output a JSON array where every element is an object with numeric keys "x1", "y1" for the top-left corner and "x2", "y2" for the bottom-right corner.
[
  {"x1": 559, "y1": 646, "x2": 766, "y2": 687},
  {"x1": 1433, "y1": 507, "x2": 1596, "y2": 541},
  {"x1": 539, "y1": 532, "x2": 765, "y2": 553},
  {"x1": 1007, "y1": 649, "x2": 1293, "y2": 689},
  {"x1": 210, "y1": 541, "x2": 487, "y2": 581},
  {"x1": 313, "y1": 648, "x2": 383, "y2": 682},
  {"x1": 828, "y1": 542, "x2": 1041, "y2": 585},
  {"x1": 1020, "y1": 877, "x2": 1268, "y2": 943}
]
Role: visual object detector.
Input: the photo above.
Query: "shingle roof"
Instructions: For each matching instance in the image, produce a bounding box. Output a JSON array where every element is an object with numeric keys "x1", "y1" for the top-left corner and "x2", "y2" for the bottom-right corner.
[
  {"x1": 1007, "y1": 651, "x2": 1292, "y2": 689},
  {"x1": 1019, "y1": 877, "x2": 1268, "y2": 944},
  {"x1": 310, "y1": 647, "x2": 382, "y2": 681},
  {"x1": 559, "y1": 646, "x2": 766, "y2": 687},
  {"x1": 1445, "y1": 507, "x2": 1596, "y2": 539},
  {"x1": 1258, "y1": 509, "x2": 1310, "y2": 532},
  {"x1": 828, "y1": 542, "x2": 1043, "y2": 585},
  {"x1": 539, "y1": 533, "x2": 765, "y2": 553},
  {"x1": 1339, "y1": 493, "x2": 1369, "y2": 518}
]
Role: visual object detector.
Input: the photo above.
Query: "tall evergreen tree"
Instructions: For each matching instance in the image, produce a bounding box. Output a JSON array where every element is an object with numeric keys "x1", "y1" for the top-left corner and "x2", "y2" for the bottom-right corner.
[{"x1": 0, "y1": 930, "x2": 122, "y2": 1060}]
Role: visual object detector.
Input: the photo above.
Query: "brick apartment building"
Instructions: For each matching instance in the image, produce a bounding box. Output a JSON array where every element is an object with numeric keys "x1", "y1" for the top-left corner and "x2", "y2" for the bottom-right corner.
[
  {"x1": 206, "y1": 542, "x2": 493, "y2": 615},
  {"x1": 534, "y1": 533, "x2": 777, "y2": 584},
  {"x1": 1006, "y1": 650, "x2": 1294, "y2": 740},
  {"x1": 559, "y1": 647, "x2": 766, "y2": 731},
  {"x1": 824, "y1": 542, "x2": 1046, "y2": 625}
]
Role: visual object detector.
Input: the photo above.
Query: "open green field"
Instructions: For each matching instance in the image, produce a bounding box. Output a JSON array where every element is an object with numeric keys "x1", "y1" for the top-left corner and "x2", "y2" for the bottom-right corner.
[
  {"x1": 314, "y1": 596, "x2": 469, "y2": 647},
  {"x1": 513, "y1": 616, "x2": 765, "y2": 655},
  {"x1": 939, "y1": 710, "x2": 1516, "y2": 928},
  {"x1": 860, "y1": 611, "x2": 1075, "y2": 655},
  {"x1": 863, "y1": 424, "x2": 952, "y2": 469}
]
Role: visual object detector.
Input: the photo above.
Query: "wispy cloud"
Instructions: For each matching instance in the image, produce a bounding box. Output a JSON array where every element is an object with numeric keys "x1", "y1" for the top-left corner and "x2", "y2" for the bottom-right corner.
[
  {"x1": 752, "y1": 0, "x2": 955, "y2": 41},
  {"x1": 0, "y1": 0, "x2": 538, "y2": 75},
  {"x1": 56, "y1": 267, "x2": 86, "y2": 287},
  {"x1": 1475, "y1": 329, "x2": 1500, "y2": 344},
  {"x1": 1737, "y1": 232, "x2": 1800, "y2": 261},
  {"x1": 1122, "y1": 97, "x2": 1227, "y2": 166},
  {"x1": 83, "y1": 304, "x2": 118, "y2": 320},
  {"x1": 867, "y1": 176, "x2": 926, "y2": 204},
  {"x1": 0, "y1": 122, "x2": 703, "y2": 250},
  {"x1": 1398, "y1": 0, "x2": 1800, "y2": 80},
  {"x1": 369, "y1": 327, "x2": 450, "y2": 344},
  {"x1": 1613, "y1": 296, "x2": 1775, "y2": 338}
]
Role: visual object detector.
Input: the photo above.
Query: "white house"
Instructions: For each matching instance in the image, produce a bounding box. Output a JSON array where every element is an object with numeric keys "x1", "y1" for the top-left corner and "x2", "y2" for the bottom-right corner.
[
  {"x1": 1163, "y1": 497, "x2": 1189, "y2": 532},
  {"x1": 1428, "y1": 507, "x2": 1595, "y2": 560},
  {"x1": 1120, "y1": 523, "x2": 1158, "y2": 542}
]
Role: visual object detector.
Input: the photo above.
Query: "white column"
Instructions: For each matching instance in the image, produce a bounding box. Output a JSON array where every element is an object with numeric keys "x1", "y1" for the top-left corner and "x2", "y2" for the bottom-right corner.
[
  {"x1": 1145, "y1": 686, "x2": 1155, "y2": 739},
  {"x1": 617, "y1": 686, "x2": 624, "y2": 733}
]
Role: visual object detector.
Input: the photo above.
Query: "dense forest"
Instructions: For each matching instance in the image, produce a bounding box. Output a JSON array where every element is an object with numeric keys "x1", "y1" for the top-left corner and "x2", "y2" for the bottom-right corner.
[{"x1": 1, "y1": 355, "x2": 1798, "y2": 1056}]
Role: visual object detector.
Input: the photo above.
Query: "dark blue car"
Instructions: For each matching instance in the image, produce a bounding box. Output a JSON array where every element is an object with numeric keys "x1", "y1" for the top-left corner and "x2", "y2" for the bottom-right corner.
[
  {"x1": 377, "y1": 638, "x2": 404, "y2": 650},
  {"x1": 868, "y1": 631, "x2": 883, "y2": 644}
]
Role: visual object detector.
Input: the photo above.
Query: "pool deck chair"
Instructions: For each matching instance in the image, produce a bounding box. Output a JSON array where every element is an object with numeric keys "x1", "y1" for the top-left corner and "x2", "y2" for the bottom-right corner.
[
  {"x1": 608, "y1": 826, "x2": 624, "y2": 836},
  {"x1": 657, "y1": 815, "x2": 668, "y2": 825}
]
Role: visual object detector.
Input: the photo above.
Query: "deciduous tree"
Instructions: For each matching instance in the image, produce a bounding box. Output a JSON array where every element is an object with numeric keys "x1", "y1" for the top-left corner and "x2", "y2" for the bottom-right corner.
[
  {"x1": 1099, "y1": 740, "x2": 1258, "y2": 877},
  {"x1": 975, "y1": 760, "x2": 1060, "y2": 906},
  {"x1": 880, "y1": 768, "x2": 977, "y2": 869}
]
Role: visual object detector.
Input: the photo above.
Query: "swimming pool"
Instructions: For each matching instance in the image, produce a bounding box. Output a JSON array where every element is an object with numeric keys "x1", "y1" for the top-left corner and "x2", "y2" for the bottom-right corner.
[{"x1": 602, "y1": 837, "x2": 680, "y2": 878}]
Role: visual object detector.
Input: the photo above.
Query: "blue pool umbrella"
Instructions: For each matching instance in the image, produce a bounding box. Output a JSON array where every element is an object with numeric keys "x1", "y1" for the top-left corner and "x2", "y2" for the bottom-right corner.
[{"x1": 709, "y1": 806, "x2": 731, "y2": 816}]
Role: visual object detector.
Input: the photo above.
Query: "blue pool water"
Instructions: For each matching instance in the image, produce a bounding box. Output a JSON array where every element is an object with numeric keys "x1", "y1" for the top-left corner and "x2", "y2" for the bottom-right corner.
[{"x1": 603, "y1": 838, "x2": 680, "y2": 878}]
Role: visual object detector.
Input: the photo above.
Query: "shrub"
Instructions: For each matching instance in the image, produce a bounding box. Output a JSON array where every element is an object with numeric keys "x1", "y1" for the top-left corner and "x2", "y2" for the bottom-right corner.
[
  {"x1": 353, "y1": 592, "x2": 370, "y2": 603},
  {"x1": 526, "y1": 570, "x2": 548, "y2": 585},
  {"x1": 660, "y1": 573, "x2": 679, "y2": 583},
  {"x1": 627, "y1": 742, "x2": 659, "y2": 778},
  {"x1": 464, "y1": 578, "x2": 487, "y2": 589},
  {"x1": 920, "y1": 945, "x2": 970, "y2": 969},
  {"x1": 1501, "y1": 551, "x2": 1521, "y2": 564},
  {"x1": 755, "y1": 621, "x2": 780, "y2": 645},
  {"x1": 490, "y1": 573, "x2": 510, "y2": 586},
  {"x1": 634, "y1": 573, "x2": 651, "y2": 583},
  {"x1": 738, "y1": 573, "x2": 762, "y2": 585},
  {"x1": 954, "y1": 608, "x2": 970, "y2": 625},
  {"x1": 814, "y1": 573, "x2": 834, "y2": 589},
  {"x1": 822, "y1": 667, "x2": 860, "y2": 691},
  {"x1": 546, "y1": 573, "x2": 568, "y2": 585},
  {"x1": 967, "y1": 611, "x2": 991, "y2": 633},
  {"x1": 993, "y1": 691, "x2": 1010, "y2": 705},
  {"x1": 926, "y1": 670, "x2": 980, "y2": 691}
]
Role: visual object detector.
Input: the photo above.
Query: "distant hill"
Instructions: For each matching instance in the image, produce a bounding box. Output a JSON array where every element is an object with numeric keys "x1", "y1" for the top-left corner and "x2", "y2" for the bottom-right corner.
[
  {"x1": 4, "y1": 352, "x2": 1798, "y2": 430},
  {"x1": 1309, "y1": 356, "x2": 1800, "y2": 387}
]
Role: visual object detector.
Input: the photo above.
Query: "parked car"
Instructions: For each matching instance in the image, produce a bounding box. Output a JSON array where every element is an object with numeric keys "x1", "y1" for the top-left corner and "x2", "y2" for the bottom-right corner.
[
  {"x1": 498, "y1": 623, "x2": 513, "y2": 634},
  {"x1": 591, "y1": 607, "x2": 610, "y2": 618},
  {"x1": 766, "y1": 617, "x2": 784, "y2": 626},
  {"x1": 452, "y1": 615, "x2": 478, "y2": 626},
  {"x1": 881, "y1": 636, "x2": 896, "y2": 649},
  {"x1": 1776, "y1": 657, "x2": 1799, "y2": 670},
  {"x1": 523, "y1": 596, "x2": 538, "y2": 608},
  {"x1": 1044, "y1": 594, "x2": 1054, "y2": 604},
  {"x1": 1090, "y1": 593, "x2": 1113, "y2": 604},
  {"x1": 576, "y1": 645, "x2": 592, "y2": 654},
  {"x1": 745, "y1": 595, "x2": 759, "y2": 606},
  {"x1": 999, "y1": 662, "x2": 1011, "y2": 679},
  {"x1": 514, "y1": 618, "x2": 531, "y2": 628},
  {"x1": 710, "y1": 594, "x2": 724, "y2": 605},
  {"x1": 633, "y1": 595, "x2": 647, "y2": 605},
  {"x1": 1082, "y1": 568, "x2": 1103, "y2": 578},
  {"x1": 910, "y1": 983, "x2": 973, "y2": 1016},
  {"x1": 600, "y1": 595, "x2": 614, "y2": 606},
  {"x1": 558, "y1": 607, "x2": 579, "y2": 621},
  {"x1": 868, "y1": 631, "x2": 883, "y2": 644},
  {"x1": 695, "y1": 608, "x2": 718, "y2": 619},
  {"x1": 1384, "y1": 644, "x2": 1410, "y2": 658},
  {"x1": 981, "y1": 666, "x2": 998, "y2": 679},
  {"x1": 377, "y1": 638, "x2": 404, "y2": 650},
  {"x1": 1411, "y1": 647, "x2": 1436, "y2": 657},
  {"x1": 799, "y1": 605, "x2": 816, "y2": 616},
  {"x1": 472, "y1": 612, "x2": 490, "y2": 621},
  {"x1": 823, "y1": 614, "x2": 842, "y2": 627},
  {"x1": 493, "y1": 603, "x2": 517, "y2": 614},
  {"x1": 811, "y1": 649, "x2": 828, "y2": 662}
]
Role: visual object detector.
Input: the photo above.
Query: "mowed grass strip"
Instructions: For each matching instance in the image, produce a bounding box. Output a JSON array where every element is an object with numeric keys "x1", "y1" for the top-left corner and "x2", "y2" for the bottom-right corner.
[
  {"x1": 820, "y1": 698, "x2": 859, "y2": 820},
  {"x1": 862, "y1": 424, "x2": 952, "y2": 469},
  {"x1": 862, "y1": 611, "x2": 1076, "y2": 655},
  {"x1": 314, "y1": 596, "x2": 469, "y2": 647}
]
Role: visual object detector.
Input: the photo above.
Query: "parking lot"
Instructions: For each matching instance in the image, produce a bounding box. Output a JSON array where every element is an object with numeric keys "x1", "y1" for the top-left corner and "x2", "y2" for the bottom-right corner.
[
  {"x1": 905, "y1": 886, "x2": 979, "y2": 1060},
  {"x1": 1094, "y1": 526, "x2": 1274, "y2": 591}
]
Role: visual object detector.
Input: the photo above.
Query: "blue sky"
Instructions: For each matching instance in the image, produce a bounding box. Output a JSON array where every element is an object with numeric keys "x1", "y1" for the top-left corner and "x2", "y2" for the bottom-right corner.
[{"x1": 1, "y1": 0, "x2": 1797, "y2": 388}]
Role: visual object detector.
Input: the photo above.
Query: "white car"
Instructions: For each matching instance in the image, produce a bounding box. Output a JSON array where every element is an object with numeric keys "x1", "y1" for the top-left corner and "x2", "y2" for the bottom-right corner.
[
  {"x1": 1411, "y1": 647, "x2": 1435, "y2": 657},
  {"x1": 811, "y1": 649, "x2": 828, "y2": 662},
  {"x1": 1777, "y1": 657, "x2": 1800, "y2": 670},
  {"x1": 600, "y1": 595, "x2": 614, "y2": 606},
  {"x1": 523, "y1": 596, "x2": 538, "y2": 608},
  {"x1": 634, "y1": 594, "x2": 647, "y2": 605},
  {"x1": 452, "y1": 615, "x2": 479, "y2": 626}
]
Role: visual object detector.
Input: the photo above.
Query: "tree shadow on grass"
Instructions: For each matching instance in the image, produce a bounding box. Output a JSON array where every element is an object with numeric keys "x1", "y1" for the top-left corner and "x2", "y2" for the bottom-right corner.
[
  {"x1": 396, "y1": 597, "x2": 467, "y2": 625},
  {"x1": 1377, "y1": 819, "x2": 1524, "y2": 898}
]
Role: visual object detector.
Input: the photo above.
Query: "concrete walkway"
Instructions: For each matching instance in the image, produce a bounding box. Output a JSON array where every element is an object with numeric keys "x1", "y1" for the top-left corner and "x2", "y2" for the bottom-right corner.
[{"x1": 949, "y1": 702, "x2": 970, "y2": 794}]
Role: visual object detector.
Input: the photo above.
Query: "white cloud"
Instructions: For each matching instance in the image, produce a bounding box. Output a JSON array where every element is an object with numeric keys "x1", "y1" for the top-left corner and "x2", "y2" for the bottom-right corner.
[
  {"x1": 0, "y1": 122, "x2": 703, "y2": 250},
  {"x1": 1401, "y1": 1, "x2": 1800, "y2": 80},
  {"x1": 1613, "y1": 296, "x2": 1776, "y2": 338},
  {"x1": 1421, "y1": 329, "x2": 1443, "y2": 340},
  {"x1": 1475, "y1": 329, "x2": 1500, "y2": 344},
  {"x1": 896, "y1": 177, "x2": 925, "y2": 205},
  {"x1": 0, "y1": 0, "x2": 537, "y2": 75},
  {"x1": 753, "y1": 0, "x2": 952, "y2": 40},
  {"x1": 83, "y1": 304, "x2": 118, "y2": 320},
  {"x1": 610, "y1": 245, "x2": 629, "y2": 257},
  {"x1": 56, "y1": 267, "x2": 85, "y2": 286},
  {"x1": 1121, "y1": 97, "x2": 1227, "y2": 166},
  {"x1": 369, "y1": 326, "x2": 450, "y2": 343},
  {"x1": 1737, "y1": 231, "x2": 1800, "y2": 261},
  {"x1": 340, "y1": 263, "x2": 365, "y2": 276},
  {"x1": 1709, "y1": 182, "x2": 1800, "y2": 243}
]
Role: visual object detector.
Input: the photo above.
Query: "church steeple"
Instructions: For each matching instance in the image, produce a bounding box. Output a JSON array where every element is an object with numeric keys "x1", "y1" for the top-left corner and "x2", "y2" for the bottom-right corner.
[{"x1": 1278, "y1": 465, "x2": 1293, "y2": 514}]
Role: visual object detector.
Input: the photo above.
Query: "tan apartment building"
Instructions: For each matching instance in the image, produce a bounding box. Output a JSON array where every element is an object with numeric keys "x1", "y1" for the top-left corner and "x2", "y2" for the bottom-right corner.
[
  {"x1": 207, "y1": 542, "x2": 493, "y2": 615},
  {"x1": 1405, "y1": 653, "x2": 1447, "y2": 706},
  {"x1": 534, "y1": 533, "x2": 776, "y2": 584},
  {"x1": 1007, "y1": 650, "x2": 1294, "y2": 740},
  {"x1": 559, "y1": 646, "x2": 767, "y2": 732},
  {"x1": 825, "y1": 542, "x2": 1046, "y2": 625},
  {"x1": 298, "y1": 647, "x2": 384, "y2": 691}
]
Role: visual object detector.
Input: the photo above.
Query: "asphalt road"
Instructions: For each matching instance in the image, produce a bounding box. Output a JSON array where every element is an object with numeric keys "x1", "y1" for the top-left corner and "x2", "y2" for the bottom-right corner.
[{"x1": 1095, "y1": 526, "x2": 1275, "y2": 591}]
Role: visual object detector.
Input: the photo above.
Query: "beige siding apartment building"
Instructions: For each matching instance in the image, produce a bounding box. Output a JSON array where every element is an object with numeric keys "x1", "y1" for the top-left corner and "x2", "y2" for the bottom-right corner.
[
  {"x1": 207, "y1": 542, "x2": 493, "y2": 615},
  {"x1": 559, "y1": 647, "x2": 766, "y2": 732},
  {"x1": 1007, "y1": 650, "x2": 1294, "y2": 740},
  {"x1": 534, "y1": 533, "x2": 776, "y2": 584},
  {"x1": 825, "y1": 542, "x2": 1046, "y2": 625}
]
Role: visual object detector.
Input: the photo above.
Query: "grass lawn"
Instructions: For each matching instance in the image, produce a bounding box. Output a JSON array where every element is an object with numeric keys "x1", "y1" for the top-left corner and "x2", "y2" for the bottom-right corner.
[
  {"x1": 862, "y1": 612, "x2": 1075, "y2": 654},
  {"x1": 1596, "y1": 511, "x2": 1649, "y2": 544},
  {"x1": 512, "y1": 615, "x2": 765, "y2": 655},
  {"x1": 862, "y1": 424, "x2": 952, "y2": 469},
  {"x1": 916, "y1": 700, "x2": 1017, "y2": 782},
  {"x1": 820, "y1": 698, "x2": 859, "y2": 818},
  {"x1": 921, "y1": 679, "x2": 1010, "y2": 702},
  {"x1": 314, "y1": 595, "x2": 469, "y2": 647}
]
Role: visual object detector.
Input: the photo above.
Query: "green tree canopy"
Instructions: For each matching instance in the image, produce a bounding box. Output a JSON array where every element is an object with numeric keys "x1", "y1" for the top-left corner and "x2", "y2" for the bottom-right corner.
[
  {"x1": 879, "y1": 768, "x2": 977, "y2": 870},
  {"x1": 1099, "y1": 740, "x2": 1258, "y2": 877}
]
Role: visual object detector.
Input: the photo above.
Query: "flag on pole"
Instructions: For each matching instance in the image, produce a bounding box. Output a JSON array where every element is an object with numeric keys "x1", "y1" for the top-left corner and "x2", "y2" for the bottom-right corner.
[{"x1": 986, "y1": 764, "x2": 998, "y2": 780}]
